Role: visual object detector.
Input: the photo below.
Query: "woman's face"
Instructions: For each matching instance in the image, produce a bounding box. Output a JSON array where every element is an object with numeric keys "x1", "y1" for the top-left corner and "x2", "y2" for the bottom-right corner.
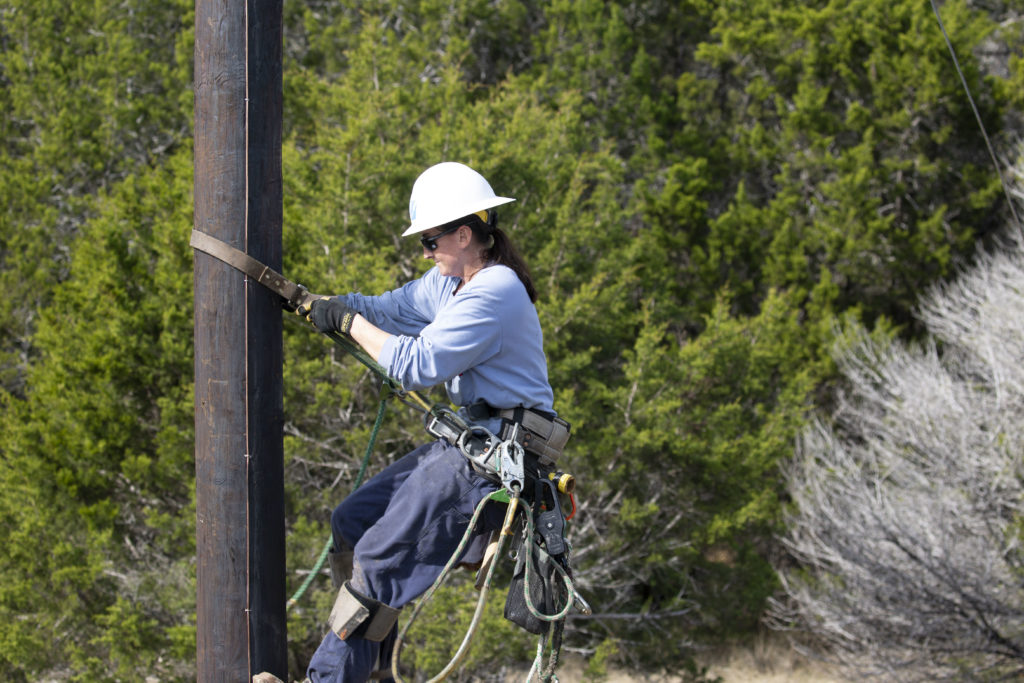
[{"x1": 420, "y1": 224, "x2": 476, "y2": 278}]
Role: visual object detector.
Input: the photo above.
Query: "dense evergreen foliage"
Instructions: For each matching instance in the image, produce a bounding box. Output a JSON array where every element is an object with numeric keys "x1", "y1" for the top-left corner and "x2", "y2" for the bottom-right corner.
[{"x1": 1, "y1": 0, "x2": 1021, "y2": 680}]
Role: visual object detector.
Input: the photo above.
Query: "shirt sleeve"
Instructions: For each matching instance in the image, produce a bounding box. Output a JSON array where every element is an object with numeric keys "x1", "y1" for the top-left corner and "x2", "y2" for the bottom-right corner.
[
  {"x1": 341, "y1": 267, "x2": 444, "y2": 338},
  {"x1": 381, "y1": 280, "x2": 504, "y2": 391}
]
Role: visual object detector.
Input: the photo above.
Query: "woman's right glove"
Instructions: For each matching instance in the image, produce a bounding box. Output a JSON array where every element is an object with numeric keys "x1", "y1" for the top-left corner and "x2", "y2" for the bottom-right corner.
[{"x1": 308, "y1": 297, "x2": 357, "y2": 335}]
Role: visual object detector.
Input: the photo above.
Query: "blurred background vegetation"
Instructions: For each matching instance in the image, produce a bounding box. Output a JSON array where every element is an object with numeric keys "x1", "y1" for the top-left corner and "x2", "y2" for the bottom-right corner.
[{"x1": 2, "y1": 0, "x2": 1023, "y2": 680}]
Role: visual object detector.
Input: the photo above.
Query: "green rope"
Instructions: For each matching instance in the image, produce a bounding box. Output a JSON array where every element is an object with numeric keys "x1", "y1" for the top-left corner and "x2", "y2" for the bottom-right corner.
[
  {"x1": 287, "y1": 380, "x2": 392, "y2": 610},
  {"x1": 530, "y1": 613, "x2": 565, "y2": 682},
  {"x1": 286, "y1": 326, "x2": 426, "y2": 611}
]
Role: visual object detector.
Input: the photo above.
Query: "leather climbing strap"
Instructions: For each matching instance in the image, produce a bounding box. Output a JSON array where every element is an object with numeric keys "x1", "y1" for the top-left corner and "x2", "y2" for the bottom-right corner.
[
  {"x1": 189, "y1": 228, "x2": 406, "y2": 393},
  {"x1": 189, "y1": 229, "x2": 313, "y2": 311}
]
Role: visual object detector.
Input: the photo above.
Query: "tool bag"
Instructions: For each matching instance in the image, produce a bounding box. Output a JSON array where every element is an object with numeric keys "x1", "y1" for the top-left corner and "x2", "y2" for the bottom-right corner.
[
  {"x1": 504, "y1": 479, "x2": 569, "y2": 634},
  {"x1": 498, "y1": 407, "x2": 571, "y2": 467},
  {"x1": 504, "y1": 533, "x2": 564, "y2": 635}
]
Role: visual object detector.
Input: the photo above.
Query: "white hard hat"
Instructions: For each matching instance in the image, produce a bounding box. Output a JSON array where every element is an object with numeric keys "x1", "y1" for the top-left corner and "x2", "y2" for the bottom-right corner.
[{"x1": 403, "y1": 162, "x2": 515, "y2": 236}]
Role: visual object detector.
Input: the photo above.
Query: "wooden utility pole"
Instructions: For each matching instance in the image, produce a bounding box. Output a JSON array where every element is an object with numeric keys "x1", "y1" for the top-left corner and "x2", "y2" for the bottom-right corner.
[{"x1": 193, "y1": 0, "x2": 286, "y2": 680}]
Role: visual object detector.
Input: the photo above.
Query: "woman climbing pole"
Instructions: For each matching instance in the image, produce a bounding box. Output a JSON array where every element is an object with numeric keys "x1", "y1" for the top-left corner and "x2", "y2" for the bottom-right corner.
[{"x1": 301, "y1": 162, "x2": 567, "y2": 683}]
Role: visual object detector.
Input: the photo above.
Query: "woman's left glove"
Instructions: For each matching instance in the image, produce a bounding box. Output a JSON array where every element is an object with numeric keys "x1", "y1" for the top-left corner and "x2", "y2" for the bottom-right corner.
[{"x1": 308, "y1": 297, "x2": 357, "y2": 335}]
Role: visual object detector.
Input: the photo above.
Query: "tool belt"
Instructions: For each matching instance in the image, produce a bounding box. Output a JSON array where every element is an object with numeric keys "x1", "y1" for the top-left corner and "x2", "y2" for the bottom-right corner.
[
  {"x1": 423, "y1": 406, "x2": 550, "y2": 495},
  {"x1": 466, "y1": 401, "x2": 571, "y2": 467}
]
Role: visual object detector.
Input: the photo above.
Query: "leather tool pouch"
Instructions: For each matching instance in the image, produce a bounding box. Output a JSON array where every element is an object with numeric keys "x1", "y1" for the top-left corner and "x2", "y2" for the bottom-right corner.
[{"x1": 499, "y1": 407, "x2": 571, "y2": 467}]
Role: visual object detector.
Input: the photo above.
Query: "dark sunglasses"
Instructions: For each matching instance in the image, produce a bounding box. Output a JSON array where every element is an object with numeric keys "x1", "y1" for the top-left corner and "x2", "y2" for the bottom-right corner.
[{"x1": 419, "y1": 222, "x2": 463, "y2": 251}]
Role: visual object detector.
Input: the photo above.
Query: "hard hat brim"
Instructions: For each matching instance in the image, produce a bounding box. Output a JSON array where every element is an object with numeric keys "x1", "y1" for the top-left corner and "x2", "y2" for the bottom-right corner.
[{"x1": 402, "y1": 196, "x2": 516, "y2": 237}]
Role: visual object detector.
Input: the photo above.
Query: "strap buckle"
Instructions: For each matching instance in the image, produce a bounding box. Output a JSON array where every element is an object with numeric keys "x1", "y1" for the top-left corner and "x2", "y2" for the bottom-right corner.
[
  {"x1": 423, "y1": 408, "x2": 532, "y2": 497},
  {"x1": 189, "y1": 229, "x2": 313, "y2": 311}
]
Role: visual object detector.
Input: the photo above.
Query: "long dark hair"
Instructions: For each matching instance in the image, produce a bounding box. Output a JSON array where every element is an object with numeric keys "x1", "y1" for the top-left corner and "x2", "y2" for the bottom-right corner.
[{"x1": 468, "y1": 211, "x2": 537, "y2": 302}]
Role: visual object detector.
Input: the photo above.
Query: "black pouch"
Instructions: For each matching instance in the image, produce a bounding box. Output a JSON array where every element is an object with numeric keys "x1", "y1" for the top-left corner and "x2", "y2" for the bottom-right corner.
[{"x1": 504, "y1": 535, "x2": 560, "y2": 635}]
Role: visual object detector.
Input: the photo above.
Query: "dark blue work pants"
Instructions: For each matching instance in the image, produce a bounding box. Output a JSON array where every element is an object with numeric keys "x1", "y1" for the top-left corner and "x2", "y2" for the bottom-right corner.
[{"x1": 306, "y1": 439, "x2": 501, "y2": 683}]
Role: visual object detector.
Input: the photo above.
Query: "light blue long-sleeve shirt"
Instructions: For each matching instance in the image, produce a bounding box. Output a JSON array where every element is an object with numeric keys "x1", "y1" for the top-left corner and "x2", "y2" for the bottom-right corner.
[{"x1": 341, "y1": 265, "x2": 554, "y2": 416}]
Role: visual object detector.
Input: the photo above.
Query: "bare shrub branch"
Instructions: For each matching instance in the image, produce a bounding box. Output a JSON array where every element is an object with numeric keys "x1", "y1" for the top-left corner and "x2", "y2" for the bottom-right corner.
[{"x1": 770, "y1": 228, "x2": 1024, "y2": 681}]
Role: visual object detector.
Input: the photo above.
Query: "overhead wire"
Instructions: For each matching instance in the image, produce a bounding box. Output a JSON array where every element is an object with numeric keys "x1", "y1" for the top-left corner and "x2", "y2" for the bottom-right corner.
[{"x1": 929, "y1": 0, "x2": 1022, "y2": 231}]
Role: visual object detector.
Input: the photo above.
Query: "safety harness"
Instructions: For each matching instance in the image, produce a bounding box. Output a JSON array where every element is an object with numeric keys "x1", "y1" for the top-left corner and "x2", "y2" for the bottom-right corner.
[{"x1": 190, "y1": 230, "x2": 590, "y2": 682}]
